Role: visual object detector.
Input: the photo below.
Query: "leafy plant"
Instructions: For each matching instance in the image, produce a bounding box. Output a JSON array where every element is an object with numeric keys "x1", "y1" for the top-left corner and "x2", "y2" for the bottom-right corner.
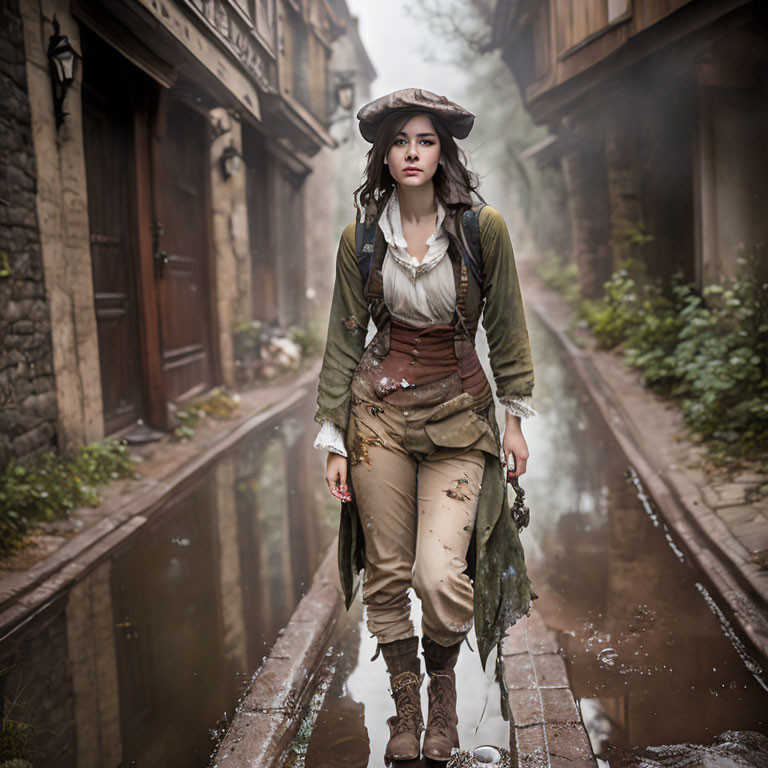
[
  {"x1": 581, "y1": 267, "x2": 641, "y2": 349},
  {"x1": 671, "y1": 254, "x2": 768, "y2": 453},
  {"x1": 198, "y1": 389, "x2": 239, "y2": 420},
  {"x1": 621, "y1": 274, "x2": 687, "y2": 390},
  {"x1": 534, "y1": 250, "x2": 581, "y2": 308},
  {"x1": 288, "y1": 325, "x2": 321, "y2": 357},
  {"x1": 172, "y1": 388, "x2": 241, "y2": 441},
  {"x1": 1, "y1": 664, "x2": 39, "y2": 765},
  {"x1": 232, "y1": 320, "x2": 263, "y2": 357},
  {"x1": 616, "y1": 220, "x2": 655, "y2": 248},
  {"x1": 0, "y1": 719, "x2": 36, "y2": 764},
  {"x1": 0, "y1": 439, "x2": 136, "y2": 554},
  {"x1": 173, "y1": 406, "x2": 202, "y2": 441},
  {"x1": 581, "y1": 251, "x2": 768, "y2": 461}
]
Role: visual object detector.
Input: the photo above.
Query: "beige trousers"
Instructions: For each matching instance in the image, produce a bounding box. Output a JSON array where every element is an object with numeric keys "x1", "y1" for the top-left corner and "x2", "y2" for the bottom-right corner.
[{"x1": 348, "y1": 394, "x2": 485, "y2": 647}]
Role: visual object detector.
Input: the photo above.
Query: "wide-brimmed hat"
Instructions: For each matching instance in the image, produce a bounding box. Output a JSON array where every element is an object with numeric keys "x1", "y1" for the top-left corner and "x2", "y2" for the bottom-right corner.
[{"x1": 356, "y1": 88, "x2": 475, "y2": 143}]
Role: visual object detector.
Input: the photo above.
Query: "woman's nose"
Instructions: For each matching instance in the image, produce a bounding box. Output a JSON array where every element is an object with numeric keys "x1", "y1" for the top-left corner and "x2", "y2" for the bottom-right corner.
[{"x1": 406, "y1": 143, "x2": 419, "y2": 159}]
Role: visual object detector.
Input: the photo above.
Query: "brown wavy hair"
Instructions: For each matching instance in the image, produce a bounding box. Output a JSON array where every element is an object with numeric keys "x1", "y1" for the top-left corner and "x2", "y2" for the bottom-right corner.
[{"x1": 353, "y1": 108, "x2": 485, "y2": 224}]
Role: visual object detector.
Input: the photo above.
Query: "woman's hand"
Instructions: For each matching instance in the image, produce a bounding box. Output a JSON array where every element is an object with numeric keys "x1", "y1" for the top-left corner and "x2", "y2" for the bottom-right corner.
[
  {"x1": 503, "y1": 413, "x2": 529, "y2": 478},
  {"x1": 325, "y1": 453, "x2": 352, "y2": 502}
]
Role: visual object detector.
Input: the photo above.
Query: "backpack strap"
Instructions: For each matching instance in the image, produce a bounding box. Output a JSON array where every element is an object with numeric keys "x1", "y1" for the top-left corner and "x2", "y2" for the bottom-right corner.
[
  {"x1": 461, "y1": 204, "x2": 486, "y2": 291},
  {"x1": 354, "y1": 216, "x2": 377, "y2": 292},
  {"x1": 356, "y1": 203, "x2": 486, "y2": 293}
]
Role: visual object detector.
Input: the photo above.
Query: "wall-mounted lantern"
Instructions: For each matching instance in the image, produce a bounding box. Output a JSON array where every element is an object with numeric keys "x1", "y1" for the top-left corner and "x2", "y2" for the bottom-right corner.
[
  {"x1": 47, "y1": 16, "x2": 77, "y2": 129},
  {"x1": 336, "y1": 81, "x2": 355, "y2": 112},
  {"x1": 328, "y1": 71, "x2": 357, "y2": 138},
  {"x1": 220, "y1": 144, "x2": 242, "y2": 179}
]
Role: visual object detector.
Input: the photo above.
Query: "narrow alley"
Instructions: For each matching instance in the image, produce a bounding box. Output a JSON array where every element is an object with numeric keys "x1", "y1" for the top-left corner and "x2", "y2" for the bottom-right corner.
[{"x1": 1, "y1": 1, "x2": 767, "y2": 767}]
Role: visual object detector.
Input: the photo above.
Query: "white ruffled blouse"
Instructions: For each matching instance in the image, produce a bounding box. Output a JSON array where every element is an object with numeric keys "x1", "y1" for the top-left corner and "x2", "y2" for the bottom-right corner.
[{"x1": 315, "y1": 188, "x2": 537, "y2": 457}]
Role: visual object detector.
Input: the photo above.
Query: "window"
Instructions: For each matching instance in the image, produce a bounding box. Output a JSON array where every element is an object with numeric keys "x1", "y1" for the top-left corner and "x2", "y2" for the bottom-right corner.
[
  {"x1": 607, "y1": 0, "x2": 630, "y2": 23},
  {"x1": 559, "y1": 0, "x2": 633, "y2": 59}
]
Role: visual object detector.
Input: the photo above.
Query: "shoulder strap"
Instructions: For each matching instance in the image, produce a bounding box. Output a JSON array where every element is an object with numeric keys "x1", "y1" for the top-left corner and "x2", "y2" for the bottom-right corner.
[
  {"x1": 354, "y1": 217, "x2": 377, "y2": 291},
  {"x1": 461, "y1": 204, "x2": 486, "y2": 290},
  {"x1": 357, "y1": 204, "x2": 486, "y2": 292}
]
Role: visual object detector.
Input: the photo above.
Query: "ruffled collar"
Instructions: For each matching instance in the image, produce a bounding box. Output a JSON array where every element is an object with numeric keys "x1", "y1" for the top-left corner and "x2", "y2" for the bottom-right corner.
[{"x1": 376, "y1": 187, "x2": 450, "y2": 279}]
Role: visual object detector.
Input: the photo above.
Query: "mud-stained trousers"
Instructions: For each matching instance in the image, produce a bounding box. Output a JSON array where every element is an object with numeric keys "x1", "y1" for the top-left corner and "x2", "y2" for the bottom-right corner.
[{"x1": 348, "y1": 392, "x2": 485, "y2": 648}]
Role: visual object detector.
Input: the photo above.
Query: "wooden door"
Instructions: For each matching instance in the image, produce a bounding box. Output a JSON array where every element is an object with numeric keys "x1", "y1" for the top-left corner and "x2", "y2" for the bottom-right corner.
[
  {"x1": 153, "y1": 97, "x2": 215, "y2": 401},
  {"x1": 82, "y1": 46, "x2": 146, "y2": 435}
]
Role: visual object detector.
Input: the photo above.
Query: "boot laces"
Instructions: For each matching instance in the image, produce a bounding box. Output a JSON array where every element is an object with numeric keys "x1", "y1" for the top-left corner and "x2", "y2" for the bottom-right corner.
[
  {"x1": 390, "y1": 673, "x2": 423, "y2": 735},
  {"x1": 392, "y1": 694, "x2": 421, "y2": 735},
  {"x1": 428, "y1": 673, "x2": 455, "y2": 735}
]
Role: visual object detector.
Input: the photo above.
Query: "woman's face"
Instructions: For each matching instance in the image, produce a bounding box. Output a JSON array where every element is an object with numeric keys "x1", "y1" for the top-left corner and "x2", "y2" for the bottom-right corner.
[{"x1": 386, "y1": 113, "x2": 441, "y2": 189}]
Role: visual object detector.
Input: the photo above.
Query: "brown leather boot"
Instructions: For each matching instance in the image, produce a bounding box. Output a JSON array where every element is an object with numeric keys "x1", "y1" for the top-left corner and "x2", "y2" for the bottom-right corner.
[
  {"x1": 379, "y1": 637, "x2": 424, "y2": 761},
  {"x1": 421, "y1": 637, "x2": 461, "y2": 762}
]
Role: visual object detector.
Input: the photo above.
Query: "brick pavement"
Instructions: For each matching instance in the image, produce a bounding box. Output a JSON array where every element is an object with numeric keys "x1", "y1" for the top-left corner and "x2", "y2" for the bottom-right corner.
[{"x1": 503, "y1": 610, "x2": 597, "y2": 768}]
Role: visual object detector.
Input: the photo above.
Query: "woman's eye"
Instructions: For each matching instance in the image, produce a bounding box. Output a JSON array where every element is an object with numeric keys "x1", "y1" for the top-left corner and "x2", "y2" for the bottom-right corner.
[{"x1": 392, "y1": 139, "x2": 434, "y2": 146}]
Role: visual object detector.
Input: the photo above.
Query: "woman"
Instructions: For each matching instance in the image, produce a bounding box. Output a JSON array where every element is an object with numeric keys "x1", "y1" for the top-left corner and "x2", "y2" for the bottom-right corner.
[{"x1": 314, "y1": 89, "x2": 536, "y2": 762}]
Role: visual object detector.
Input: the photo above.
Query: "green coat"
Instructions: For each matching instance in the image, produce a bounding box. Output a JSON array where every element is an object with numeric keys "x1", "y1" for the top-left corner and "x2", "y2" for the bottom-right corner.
[{"x1": 315, "y1": 203, "x2": 535, "y2": 668}]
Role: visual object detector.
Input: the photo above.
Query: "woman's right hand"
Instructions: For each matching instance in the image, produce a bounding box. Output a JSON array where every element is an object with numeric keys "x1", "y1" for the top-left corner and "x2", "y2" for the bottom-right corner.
[{"x1": 325, "y1": 453, "x2": 352, "y2": 502}]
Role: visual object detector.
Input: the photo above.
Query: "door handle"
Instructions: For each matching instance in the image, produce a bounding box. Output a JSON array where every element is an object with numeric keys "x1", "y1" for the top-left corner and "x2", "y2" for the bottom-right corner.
[
  {"x1": 151, "y1": 220, "x2": 168, "y2": 278},
  {"x1": 154, "y1": 248, "x2": 169, "y2": 278}
]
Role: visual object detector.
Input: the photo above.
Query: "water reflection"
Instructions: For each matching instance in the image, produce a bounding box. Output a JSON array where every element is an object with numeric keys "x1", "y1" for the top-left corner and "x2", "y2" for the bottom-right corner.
[
  {"x1": 298, "y1": 314, "x2": 767, "y2": 765},
  {"x1": 0, "y1": 396, "x2": 330, "y2": 767},
  {"x1": 301, "y1": 598, "x2": 510, "y2": 768},
  {"x1": 521, "y1": 317, "x2": 768, "y2": 752}
]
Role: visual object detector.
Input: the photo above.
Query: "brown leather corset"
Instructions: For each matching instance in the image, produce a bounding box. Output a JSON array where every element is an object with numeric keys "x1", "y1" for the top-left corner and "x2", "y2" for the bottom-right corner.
[{"x1": 375, "y1": 319, "x2": 489, "y2": 401}]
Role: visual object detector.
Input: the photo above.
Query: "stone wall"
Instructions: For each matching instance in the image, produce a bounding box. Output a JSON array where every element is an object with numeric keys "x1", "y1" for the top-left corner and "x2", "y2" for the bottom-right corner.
[
  {"x1": 0, "y1": 0, "x2": 58, "y2": 465},
  {"x1": 19, "y1": 0, "x2": 104, "y2": 452}
]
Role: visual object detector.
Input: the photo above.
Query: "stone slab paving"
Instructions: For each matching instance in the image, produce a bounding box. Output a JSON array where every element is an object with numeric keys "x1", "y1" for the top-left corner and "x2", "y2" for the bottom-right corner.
[
  {"x1": 521, "y1": 267, "x2": 768, "y2": 662},
  {"x1": 503, "y1": 610, "x2": 597, "y2": 768}
]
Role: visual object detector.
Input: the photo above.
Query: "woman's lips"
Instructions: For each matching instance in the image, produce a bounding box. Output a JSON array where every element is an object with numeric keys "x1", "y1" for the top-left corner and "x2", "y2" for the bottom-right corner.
[{"x1": 403, "y1": 168, "x2": 422, "y2": 174}]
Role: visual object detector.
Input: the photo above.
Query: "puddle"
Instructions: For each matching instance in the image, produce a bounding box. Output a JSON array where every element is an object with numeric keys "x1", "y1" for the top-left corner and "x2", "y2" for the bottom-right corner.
[
  {"x1": 285, "y1": 598, "x2": 510, "y2": 768},
  {"x1": 3, "y1": 312, "x2": 766, "y2": 767},
  {"x1": 519, "y1": 317, "x2": 768, "y2": 754},
  {"x1": 289, "y1": 315, "x2": 767, "y2": 766},
  {"x1": 0, "y1": 395, "x2": 334, "y2": 768}
]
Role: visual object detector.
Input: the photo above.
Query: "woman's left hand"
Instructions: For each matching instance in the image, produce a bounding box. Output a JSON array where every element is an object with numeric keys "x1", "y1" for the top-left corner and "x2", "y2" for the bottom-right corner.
[{"x1": 503, "y1": 414, "x2": 529, "y2": 478}]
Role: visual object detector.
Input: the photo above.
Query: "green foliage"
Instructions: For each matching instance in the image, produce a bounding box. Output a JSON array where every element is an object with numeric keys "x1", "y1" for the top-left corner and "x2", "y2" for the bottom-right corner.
[
  {"x1": 0, "y1": 252, "x2": 10, "y2": 279},
  {"x1": 535, "y1": 250, "x2": 581, "y2": 308},
  {"x1": 1, "y1": 668, "x2": 38, "y2": 766},
  {"x1": 232, "y1": 320, "x2": 262, "y2": 356},
  {"x1": 581, "y1": 253, "x2": 768, "y2": 460},
  {"x1": 173, "y1": 388, "x2": 241, "y2": 441},
  {"x1": 616, "y1": 220, "x2": 655, "y2": 248},
  {"x1": 672, "y1": 257, "x2": 768, "y2": 452},
  {"x1": 621, "y1": 281, "x2": 684, "y2": 389},
  {"x1": 0, "y1": 440, "x2": 136, "y2": 555},
  {"x1": 173, "y1": 406, "x2": 202, "y2": 441},
  {"x1": 581, "y1": 268, "x2": 642, "y2": 349},
  {"x1": 288, "y1": 325, "x2": 321, "y2": 357},
  {"x1": 0, "y1": 719, "x2": 36, "y2": 764},
  {"x1": 198, "y1": 388, "x2": 239, "y2": 420}
]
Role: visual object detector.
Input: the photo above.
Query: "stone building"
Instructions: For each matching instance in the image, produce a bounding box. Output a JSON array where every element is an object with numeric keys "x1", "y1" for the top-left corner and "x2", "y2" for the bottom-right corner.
[
  {"x1": 493, "y1": 0, "x2": 768, "y2": 297},
  {"x1": 0, "y1": 0, "x2": 373, "y2": 464},
  {"x1": 0, "y1": 0, "x2": 58, "y2": 465},
  {"x1": 303, "y1": 0, "x2": 376, "y2": 318}
]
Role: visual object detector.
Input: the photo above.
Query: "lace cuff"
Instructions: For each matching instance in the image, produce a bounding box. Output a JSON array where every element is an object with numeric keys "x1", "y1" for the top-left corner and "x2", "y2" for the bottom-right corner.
[
  {"x1": 314, "y1": 420, "x2": 347, "y2": 457},
  {"x1": 500, "y1": 395, "x2": 539, "y2": 419}
]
